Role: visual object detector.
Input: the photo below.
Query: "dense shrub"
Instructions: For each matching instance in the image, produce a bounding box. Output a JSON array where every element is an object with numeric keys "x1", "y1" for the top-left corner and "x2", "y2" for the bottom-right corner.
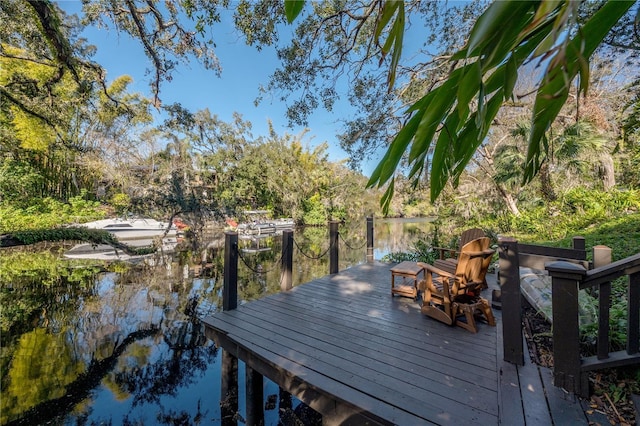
[{"x1": 0, "y1": 192, "x2": 105, "y2": 233}]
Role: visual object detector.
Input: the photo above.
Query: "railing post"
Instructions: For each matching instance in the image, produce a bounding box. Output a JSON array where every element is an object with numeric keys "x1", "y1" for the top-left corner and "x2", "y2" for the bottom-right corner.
[
  {"x1": 281, "y1": 229, "x2": 293, "y2": 291},
  {"x1": 498, "y1": 237, "x2": 523, "y2": 365},
  {"x1": 592, "y1": 245, "x2": 612, "y2": 269},
  {"x1": 592, "y1": 245, "x2": 613, "y2": 360},
  {"x1": 223, "y1": 231, "x2": 238, "y2": 311},
  {"x1": 329, "y1": 220, "x2": 339, "y2": 274},
  {"x1": 546, "y1": 261, "x2": 589, "y2": 396},
  {"x1": 366, "y1": 216, "x2": 374, "y2": 263},
  {"x1": 221, "y1": 231, "x2": 238, "y2": 425},
  {"x1": 572, "y1": 236, "x2": 586, "y2": 251}
]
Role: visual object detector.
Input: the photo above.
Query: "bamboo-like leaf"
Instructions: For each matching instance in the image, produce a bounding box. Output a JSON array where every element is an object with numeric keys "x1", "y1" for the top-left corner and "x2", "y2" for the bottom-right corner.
[
  {"x1": 367, "y1": 112, "x2": 422, "y2": 188},
  {"x1": 408, "y1": 149, "x2": 427, "y2": 180},
  {"x1": 429, "y1": 111, "x2": 463, "y2": 200},
  {"x1": 530, "y1": 1, "x2": 564, "y2": 57},
  {"x1": 409, "y1": 83, "x2": 455, "y2": 154},
  {"x1": 465, "y1": 1, "x2": 534, "y2": 58},
  {"x1": 454, "y1": 90, "x2": 504, "y2": 175},
  {"x1": 475, "y1": 81, "x2": 486, "y2": 131},
  {"x1": 429, "y1": 141, "x2": 451, "y2": 202},
  {"x1": 409, "y1": 83, "x2": 457, "y2": 162},
  {"x1": 407, "y1": 88, "x2": 439, "y2": 113},
  {"x1": 284, "y1": 0, "x2": 305, "y2": 24},
  {"x1": 456, "y1": 62, "x2": 481, "y2": 120},
  {"x1": 387, "y1": 5, "x2": 404, "y2": 88},
  {"x1": 524, "y1": 0, "x2": 634, "y2": 183},
  {"x1": 374, "y1": 1, "x2": 400, "y2": 48},
  {"x1": 380, "y1": 179, "x2": 395, "y2": 214},
  {"x1": 482, "y1": 4, "x2": 540, "y2": 69},
  {"x1": 574, "y1": 38, "x2": 590, "y2": 96},
  {"x1": 374, "y1": 2, "x2": 405, "y2": 89},
  {"x1": 455, "y1": 1, "x2": 539, "y2": 73},
  {"x1": 504, "y1": 54, "x2": 518, "y2": 100}
]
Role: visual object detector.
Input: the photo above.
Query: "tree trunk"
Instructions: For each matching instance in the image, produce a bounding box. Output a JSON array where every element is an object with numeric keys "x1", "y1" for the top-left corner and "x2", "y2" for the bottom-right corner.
[
  {"x1": 504, "y1": 192, "x2": 521, "y2": 216},
  {"x1": 599, "y1": 154, "x2": 615, "y2": 191},
  {"x1": 538, "y1": 162, "x2": 557, "y2": 201},
  {"x1": 492, "y1": 181, "x2": 521, "y2": 216}
]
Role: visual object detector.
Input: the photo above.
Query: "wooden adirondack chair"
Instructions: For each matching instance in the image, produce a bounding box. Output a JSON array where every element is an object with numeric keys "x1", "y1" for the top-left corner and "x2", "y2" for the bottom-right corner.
[
  {"x1": 418, "y1": 237, "x2": 496, "y2": 332},
  {"x1": 433, "y1": 227, "x2": 489, "y2": 288}
]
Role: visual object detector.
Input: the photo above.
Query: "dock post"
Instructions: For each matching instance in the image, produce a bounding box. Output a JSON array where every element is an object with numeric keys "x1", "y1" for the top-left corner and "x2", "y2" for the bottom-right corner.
[
  {"x1": 246, "y1": 366, "x2": 264, "y2": 426},
  {"x1": 221, "y1": 231, "x2": 238, "y2": 425},
  {"x1": 329, "y1": 220, "x2": 339, "y2": 274},
  {"x1": 223, "y1": 231, "x2": 238, "y2": 311},
  {"x1": 366, "y1": 216, "x2": 374, "y2": 263},
  {"x1": 498, "y1": 237, "x2": 524, "y2": 365},
  {"x1": 281, "y1": 229, "x2": 293, "y2": 291},
  {"x1": 278, "y1": 387, "x2": 293, "y2": 422}
]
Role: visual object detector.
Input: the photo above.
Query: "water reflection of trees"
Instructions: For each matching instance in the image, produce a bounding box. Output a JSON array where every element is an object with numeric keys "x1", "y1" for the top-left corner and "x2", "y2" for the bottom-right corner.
[
  {"x1": 1, "y1": 251, "x2": 219, "y2": 425},
  {"x1": 1, "y1": 219, "x2": 434, "y2": 424},
  {"x1": 5, "y1": 326, "x2": 159, "y2": 426},
  {"x1": 116, "y1": 339, "x2": 218, "y2": 406}
]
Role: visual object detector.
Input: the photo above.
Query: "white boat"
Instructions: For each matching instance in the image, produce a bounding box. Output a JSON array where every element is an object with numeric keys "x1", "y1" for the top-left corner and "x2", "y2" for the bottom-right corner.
[
  {"x1": 236, "y1": 211, "x2": 294, "y2": 236},
  {"x1": 64, "y1": 238, "x2": 179, "y2": 262},
  {"x1": 78, "y1": 218, "x2": 178, "y2": 240}
]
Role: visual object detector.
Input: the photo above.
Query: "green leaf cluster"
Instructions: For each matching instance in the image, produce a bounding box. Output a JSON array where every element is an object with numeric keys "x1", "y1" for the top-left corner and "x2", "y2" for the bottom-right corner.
[
  {"x1": 0, "y1": 192, "x2": 105, "y2": 233},
  {"x1": 367, "y1": 0, "x2": 635, "y2": 212}
]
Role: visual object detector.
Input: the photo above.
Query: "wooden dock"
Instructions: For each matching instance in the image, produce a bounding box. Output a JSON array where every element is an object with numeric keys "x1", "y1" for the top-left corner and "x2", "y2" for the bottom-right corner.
[{"x1": 203, "y1": 262, "x2": 591, "y2": 425}]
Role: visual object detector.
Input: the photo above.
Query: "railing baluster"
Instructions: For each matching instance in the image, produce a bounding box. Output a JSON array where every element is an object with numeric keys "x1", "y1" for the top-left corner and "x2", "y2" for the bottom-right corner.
[
  {"x1": 628, "y1": 271, "x2": 640, "y2": 355},
  {"x1": 598, "y1": 281, "x2": 611, "y2": 360}
]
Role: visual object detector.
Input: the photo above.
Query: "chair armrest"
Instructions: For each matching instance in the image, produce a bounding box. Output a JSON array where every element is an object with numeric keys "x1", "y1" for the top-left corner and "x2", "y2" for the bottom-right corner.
[
  {"x1": 432, "y1": 246, "x2": 458, "y2": 260},
  {"x1": 417, "y1": 262, "x2": 456, "y2": 279},
  {"x1": 464, "y1": 249, "x2": 495, "y2": 259}
]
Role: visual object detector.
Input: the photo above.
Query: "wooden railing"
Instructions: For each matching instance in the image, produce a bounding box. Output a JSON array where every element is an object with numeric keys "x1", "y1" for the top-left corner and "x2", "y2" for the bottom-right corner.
[
  {"x1": 499, "y1": 237, "x2": 640, "y2": 397},
  {"x1": 222, "y1": 217, "x2": 375, "y2": 307},
  {"x1": 547, "y1": 253, "x2": 640, "y2": 397},
  {"x1": 498, "y1": 237, "x2": 588, "y2": 365}
]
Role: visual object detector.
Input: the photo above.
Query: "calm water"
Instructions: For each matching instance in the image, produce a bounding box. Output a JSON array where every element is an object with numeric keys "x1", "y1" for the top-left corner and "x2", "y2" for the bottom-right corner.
[{"x1": 0, "y1": 218, "x2": 434, "y2": 425}]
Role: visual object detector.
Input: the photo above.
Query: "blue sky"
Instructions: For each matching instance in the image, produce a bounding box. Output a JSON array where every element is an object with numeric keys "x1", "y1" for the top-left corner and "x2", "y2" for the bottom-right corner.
[{"x1": 57, "y1": 1, "x2": 382, "y2": 175}]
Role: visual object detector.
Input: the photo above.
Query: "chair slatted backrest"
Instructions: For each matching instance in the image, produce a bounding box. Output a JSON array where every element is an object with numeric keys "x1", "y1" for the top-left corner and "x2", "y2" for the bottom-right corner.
[
  {"x1": 459, "y1": 228, "x2": 485, "y2": 248},
  {"x1": 454, "y1": 237, "x2": 491, "y2": 286}
]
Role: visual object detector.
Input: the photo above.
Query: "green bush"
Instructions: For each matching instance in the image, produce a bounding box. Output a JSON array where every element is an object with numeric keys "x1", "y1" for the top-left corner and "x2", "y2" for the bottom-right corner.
[
  {"x1": 110, "y1": 192, "x2": 131, "y2": 216},
  {"x1": 302, "y1": 194, "x2": 327, "y2": 226},
  {"x1": 0, "y1": 192, "x2": 105, "y2": 233},
  {"x1": 381, "y1": 231, "x2": 439, "y2": 264}
]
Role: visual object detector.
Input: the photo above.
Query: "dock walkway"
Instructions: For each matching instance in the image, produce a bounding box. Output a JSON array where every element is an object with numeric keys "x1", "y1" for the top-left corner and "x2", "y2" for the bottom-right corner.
[{"x1": 203, "y1": 262, "x2": 591, "y2": 425}]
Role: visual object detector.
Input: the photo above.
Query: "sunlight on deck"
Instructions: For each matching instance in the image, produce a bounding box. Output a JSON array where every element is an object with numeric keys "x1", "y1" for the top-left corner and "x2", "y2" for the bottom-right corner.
[{"x1": 336, "y1": 280, "x2": 373, "y2": 295}]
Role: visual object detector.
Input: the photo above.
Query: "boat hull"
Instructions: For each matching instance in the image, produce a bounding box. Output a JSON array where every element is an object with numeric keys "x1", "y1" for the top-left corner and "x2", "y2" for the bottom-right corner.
[{"x1": 79, "y1": 218, "x2": 178, "y2": 240}]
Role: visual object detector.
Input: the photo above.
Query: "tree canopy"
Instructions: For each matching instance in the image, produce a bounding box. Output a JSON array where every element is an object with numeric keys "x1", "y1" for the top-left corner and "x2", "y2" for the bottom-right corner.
[{"x1": 1, "y1": 0, "x2": 639, "y2": 215}]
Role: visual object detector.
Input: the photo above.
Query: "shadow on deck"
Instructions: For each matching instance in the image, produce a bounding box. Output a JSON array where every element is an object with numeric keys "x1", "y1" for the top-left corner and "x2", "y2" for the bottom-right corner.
[{"x1": 203, "y1": 262, "x2": 593, "y2": 425}]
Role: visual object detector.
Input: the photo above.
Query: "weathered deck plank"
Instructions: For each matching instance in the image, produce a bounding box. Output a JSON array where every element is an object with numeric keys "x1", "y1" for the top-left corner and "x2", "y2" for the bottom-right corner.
[
  {"x1": 204, "y1": 262, "x2": 500, "y2": 425},
  {"x1": 237, "y1": 300, "x2": 498, "y2": 415}
]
